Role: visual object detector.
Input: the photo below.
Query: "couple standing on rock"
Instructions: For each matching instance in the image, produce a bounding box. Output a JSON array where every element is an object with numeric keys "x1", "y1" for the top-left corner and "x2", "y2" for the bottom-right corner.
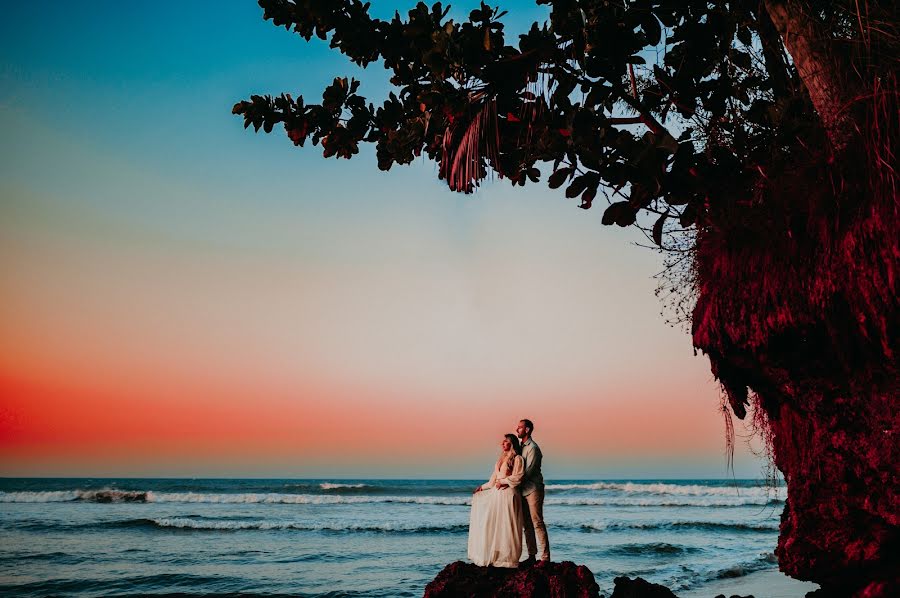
[{"x1": 467, "y1": 419, "x2": 550, "y2": 568}]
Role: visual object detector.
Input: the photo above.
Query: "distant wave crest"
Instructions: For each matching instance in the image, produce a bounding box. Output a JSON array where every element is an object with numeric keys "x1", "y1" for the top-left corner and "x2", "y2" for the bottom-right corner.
[
  {"x1": 319, "y1": 483, "x2": 369, "y2": 490},
  {"x1": 0, "y1": 491, "x2": 79, "y2": 503},
  {"x1": 146, "y1": 493, "x2": 471, "y2": 505},
  {"x1": 578, "y1": 520, "x2": 779, "y2": 533},
  {"x1": 547, "y1": 496, "x2": 780, "y2": 507},
  {"x1": 545, "y1": 482, "x2": 781, "y2": 498},
  {"x1": 0, "y1": 489, "x2": 781, "y2": 508},
  {"x1": 126, "y1": 517, "x2": 467, "y2": 534},
  {"x1": 607, "y1": 542, "x2": 701, "y2": 556},
  {"x1": 0, "y1": 490, "x2": 471, "y2": 505},
  {"x1": 0, "y1": 489, "x2": 148, "y2": 503}
]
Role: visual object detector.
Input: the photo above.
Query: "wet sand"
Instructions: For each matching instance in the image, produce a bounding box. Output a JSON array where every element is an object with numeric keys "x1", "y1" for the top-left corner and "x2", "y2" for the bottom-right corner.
[{"x1": 679, "y1": 567, "x2": 819, "y2": 597}]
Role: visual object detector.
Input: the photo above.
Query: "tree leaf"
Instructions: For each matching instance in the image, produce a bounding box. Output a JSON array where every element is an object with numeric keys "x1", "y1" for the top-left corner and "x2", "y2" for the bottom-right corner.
[
  {"x1": 548, "y1": 167, "x2": 572, "y2": 189},
  {"x1": 602, "y1": 201, "x2": 635, "y2": 226},
  {"x1": 565, "y1": 175, "x2": 590, "y2": 198},
  {"x1": 732, "y1": 51, "x2": 752, "y2": 71},
  {"x1": 652, "y1": 213, "x2": 666, "y2": 246},
  {"x1": 641, "y1": 15, "x2": 662, "y2": 46},
  {"x1": 679, "y1": 202, "x2": 698, "y2": 227},
  {"x1": 580, "y1": 188, "x2": 596, "y2": 209}
]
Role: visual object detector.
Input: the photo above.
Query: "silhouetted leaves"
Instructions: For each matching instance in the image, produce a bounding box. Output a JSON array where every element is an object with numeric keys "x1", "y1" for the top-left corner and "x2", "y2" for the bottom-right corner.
[{"x1": 235, "y1": 0, "x2": 809, "y2": 232}]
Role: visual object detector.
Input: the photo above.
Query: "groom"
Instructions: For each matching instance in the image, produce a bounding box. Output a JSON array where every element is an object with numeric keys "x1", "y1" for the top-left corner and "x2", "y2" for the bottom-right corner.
[{"x1": 517, "y1": 418, "x2": 550, "y2": 563}]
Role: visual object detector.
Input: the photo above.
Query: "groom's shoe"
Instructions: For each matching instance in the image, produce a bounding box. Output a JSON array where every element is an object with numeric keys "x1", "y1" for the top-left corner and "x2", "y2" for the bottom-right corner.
[{"x1": 519, "y1": 556, "x2": 537, "y2": 569}]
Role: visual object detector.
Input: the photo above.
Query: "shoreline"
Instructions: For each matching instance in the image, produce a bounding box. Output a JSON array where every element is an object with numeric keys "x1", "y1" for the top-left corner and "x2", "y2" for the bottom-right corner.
[{"x1": 678, "y1": 566, "x2": 819, "y2": 597}]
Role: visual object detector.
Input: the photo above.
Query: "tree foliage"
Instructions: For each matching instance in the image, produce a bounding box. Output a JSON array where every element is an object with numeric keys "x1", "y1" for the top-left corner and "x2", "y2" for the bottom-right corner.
[
  {"x1": 232, "y1": 0, "x2": 896, "y2": 249},
  {"x1": 235, "y1": 2, "x2": 762, "y2": 239}
]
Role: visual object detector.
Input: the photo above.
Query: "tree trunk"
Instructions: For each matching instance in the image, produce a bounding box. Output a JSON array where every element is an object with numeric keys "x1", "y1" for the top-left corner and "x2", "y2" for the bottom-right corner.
[{"x1": 763, "y1": 0, "x2": 856, "y2": 150}]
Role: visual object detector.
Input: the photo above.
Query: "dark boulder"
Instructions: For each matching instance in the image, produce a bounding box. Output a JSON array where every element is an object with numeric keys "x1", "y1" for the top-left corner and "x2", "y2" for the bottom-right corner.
[
  {"x1": 608, "y1": 576, "x2": 679, "y2": 598},
  {"x1": 423, "y1": 561, "x2": 601, "y2": 597}
]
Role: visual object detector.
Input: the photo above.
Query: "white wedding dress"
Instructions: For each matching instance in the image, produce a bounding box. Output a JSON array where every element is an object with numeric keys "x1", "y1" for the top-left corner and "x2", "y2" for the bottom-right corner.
[{"x1": 467, "y1": 454, "x2": 525, "y2": 568}]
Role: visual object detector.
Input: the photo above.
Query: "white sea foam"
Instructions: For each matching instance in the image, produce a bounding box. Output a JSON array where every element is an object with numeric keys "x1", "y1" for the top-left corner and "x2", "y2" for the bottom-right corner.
[
  {"x1": 319, "y1": 483, "x2": 368, "y2": 490},
  {"x1": 0, "y1": 491, "x2": 79, "y2": 503},
  {"x1": 1, "y1": 489, "x2": 150, "y2": 503},
  {"x1": 0, "y1": 491, "x2": 468, "y2": 505},
  {"x1": 577, "y1": 519, "x2": 779, "y2": 532},
  {"x1": 145, "y1": 493, "x2": 473, "y2": 505},
  {"x1": 0, "y1": 489, "x2": 778, "y2": 507},
  {"x1": 544, "y1": 482, "x2": 781, "y2": 498},
  {"x1": 146, "y1": 517, "x2": 464, "y2": 532},
  {"x1": 545, "y1": 496, "x2": 776, "y2": 507}
]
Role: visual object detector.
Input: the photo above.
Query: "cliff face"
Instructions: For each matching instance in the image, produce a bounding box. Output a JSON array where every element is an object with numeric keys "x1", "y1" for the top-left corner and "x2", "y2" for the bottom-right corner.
[
  {"x1": 690, "y1": 80, "x2": 899, "y2": 596},
  {"x1": 770, "y1": 392, "x2": 898, "y2": 596}
]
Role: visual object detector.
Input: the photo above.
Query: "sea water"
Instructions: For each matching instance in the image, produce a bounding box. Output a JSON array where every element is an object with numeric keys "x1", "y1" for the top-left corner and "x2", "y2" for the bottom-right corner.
[{"x1": 0, "y1": 478, "x2": 784, "y2": 597}]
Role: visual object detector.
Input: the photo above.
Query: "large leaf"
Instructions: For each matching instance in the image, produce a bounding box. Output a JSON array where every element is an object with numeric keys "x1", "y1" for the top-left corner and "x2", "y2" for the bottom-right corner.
[
  {"x1": 548, "y1": 167, "x2": 572, "y2": 189},
  {"x1": 602, "y1": 201, "x2": 636, "y2": 227},
  {"x1": 641, "y1": 14, "x2": 662, "y2": 46},
  {"x1": 652, "y1": 213, "x2": 667, "y2": 246}
]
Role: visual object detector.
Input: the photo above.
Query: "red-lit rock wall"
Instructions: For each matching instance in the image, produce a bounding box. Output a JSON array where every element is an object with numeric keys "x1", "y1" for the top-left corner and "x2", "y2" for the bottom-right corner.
[
  {"x1": 690, "y1": 87, "x2": 899, "y2": 595},
  {"x1": 768, "y1": 391, "x2": 898, "y2": 596}
]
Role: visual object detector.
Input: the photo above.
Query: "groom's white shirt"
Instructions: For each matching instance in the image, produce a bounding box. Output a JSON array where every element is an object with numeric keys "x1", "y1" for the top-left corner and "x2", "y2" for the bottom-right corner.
[{"x1": 520, "y1": 438, "x2": 544, "y2": 497}]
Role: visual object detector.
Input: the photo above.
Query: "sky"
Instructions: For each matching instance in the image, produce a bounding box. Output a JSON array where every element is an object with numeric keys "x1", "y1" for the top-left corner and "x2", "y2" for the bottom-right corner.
[{"x1": 0, "y1": 1, "x2": 767, "y2": 479}]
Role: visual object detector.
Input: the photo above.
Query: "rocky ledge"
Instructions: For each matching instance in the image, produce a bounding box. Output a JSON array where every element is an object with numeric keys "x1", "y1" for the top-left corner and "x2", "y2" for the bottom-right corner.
[
  {"x1": 423, "y1": 561, "x2": 600, "y2": 597},
  {"x1": 423, "y1": 561, "x2": 799, "y2": 598}
]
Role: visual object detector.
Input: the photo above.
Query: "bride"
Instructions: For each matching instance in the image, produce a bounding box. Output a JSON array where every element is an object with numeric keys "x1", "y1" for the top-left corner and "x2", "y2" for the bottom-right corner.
[{"x1": 468, "y1": 433, "x2": 525, "y2": 568}]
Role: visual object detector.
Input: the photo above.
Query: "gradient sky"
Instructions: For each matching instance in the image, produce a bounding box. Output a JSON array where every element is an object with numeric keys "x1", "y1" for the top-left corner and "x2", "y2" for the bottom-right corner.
[{"x1": 0, "y1": 1, "x2": 767, "y2": 478}]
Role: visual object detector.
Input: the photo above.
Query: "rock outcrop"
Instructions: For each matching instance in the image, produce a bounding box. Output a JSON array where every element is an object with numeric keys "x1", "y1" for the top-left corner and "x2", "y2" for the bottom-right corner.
[
  {"x1": 423, "y1": 561, "x2": 600, "y2": 598},
  {"x1": 607, "y1": 576, "x2": 678, "y2": 598},
  {"x1": 423, "y1": 566, "x2": 766, "y2": 598},
  {"x1": 690, "y1": 93, "x2": 900, "y2": 597}
]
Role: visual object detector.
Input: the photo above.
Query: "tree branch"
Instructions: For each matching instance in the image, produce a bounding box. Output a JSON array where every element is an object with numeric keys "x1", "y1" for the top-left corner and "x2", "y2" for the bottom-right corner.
[
  {"x1": 611, "y1": 82, "x2": 669, "y2": 137},
  {"x1": 755, "y1": 1, "x2": 794, "y2": 99}
]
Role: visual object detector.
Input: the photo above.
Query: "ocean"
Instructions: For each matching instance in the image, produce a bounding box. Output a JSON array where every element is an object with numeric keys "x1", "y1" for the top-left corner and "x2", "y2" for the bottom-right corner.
[{"x1": 0, "y1": 478, "x2": 785, "y2": 597}]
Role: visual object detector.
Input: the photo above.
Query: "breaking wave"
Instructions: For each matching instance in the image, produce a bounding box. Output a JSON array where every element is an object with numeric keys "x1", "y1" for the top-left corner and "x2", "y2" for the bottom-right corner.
[
  {"x1": 544, "y1": 482, "x2": 781, "y2": 499},
  {"x1": 0, "y1": 490, "x2": 781, "y2": 508},
  {"x1": 707, "y1": 552, "x2": 780, "y2": 580},
  {"x1": 116, "y1": 518, "x2": 468, "y2": 534},
  {"x1": 577, "y1": 520, "x2": 779, "y2": 533},
  {"x1": 0, "y1": 489, "x2": 148, "y2": 503},
  {"x1": 607, "y1": 542, "x2": 702, "y2": 556}
]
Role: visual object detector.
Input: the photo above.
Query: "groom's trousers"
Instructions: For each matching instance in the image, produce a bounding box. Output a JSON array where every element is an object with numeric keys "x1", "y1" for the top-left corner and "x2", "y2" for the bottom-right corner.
[{"x1": 522, "y1": 487, "x2": 550, "y2": 561}]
